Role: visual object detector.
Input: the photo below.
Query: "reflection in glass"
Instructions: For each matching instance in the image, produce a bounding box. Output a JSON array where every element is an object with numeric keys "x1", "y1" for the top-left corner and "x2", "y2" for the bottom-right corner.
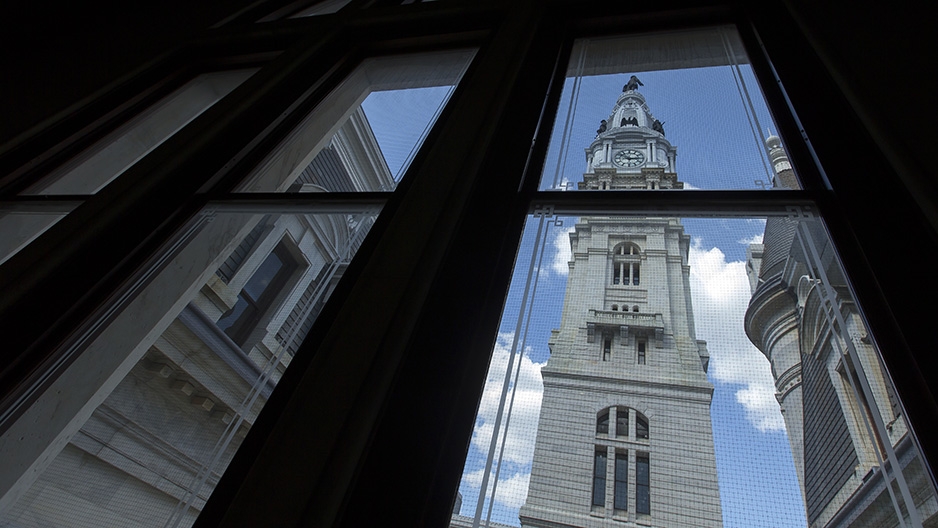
[
  {"x1": 0, "y1": 206, "x2": 73, "y2": 265},
  {"x1": 0, "y1": 209, "x2": 379, "y2": 528},
  {"x1": 236, "y1": 50, "x2": 475, "y2": 193},
  {"x1": 288, "y1": 0, "x2": 351, "y2": 17}
]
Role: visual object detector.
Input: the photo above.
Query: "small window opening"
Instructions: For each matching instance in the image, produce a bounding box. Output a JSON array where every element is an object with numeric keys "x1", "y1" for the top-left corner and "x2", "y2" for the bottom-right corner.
[
  {"x1": 612, "y1": 304, "x2": 618, "y2": 311},
  {"x1": 603, "y1": 335, "x2": 612, "y2": 361},
  {"x1": 593, "y1": 450, "x2": 607, "y2": 507},
  {"x1": 637, "y1": 339, "x2": 646, "y2": 365},
  {"x1": 636, "y1": 415, "x2": 649, "y2": 440},
  {"x1": 614, "y1": 453, "x2": 628, "y2": 511},
  {"x1": 615, "y1": 407, "x2": 629, "y2": 436},
  {"x1": 597, "y1": 409, "x2": 610, "y2": 434},
  {"x1": 632, "y1": 305, "x2": 639, "y2": 312},
  {"x1": 636, "y1": 453, "x2": 650, "y2": 514}
]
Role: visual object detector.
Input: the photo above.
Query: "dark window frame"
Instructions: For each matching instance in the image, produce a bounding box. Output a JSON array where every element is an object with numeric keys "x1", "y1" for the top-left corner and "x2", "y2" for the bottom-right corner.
[{"x1": 0, "y1": 2, "x2": 934, "y2": 527}]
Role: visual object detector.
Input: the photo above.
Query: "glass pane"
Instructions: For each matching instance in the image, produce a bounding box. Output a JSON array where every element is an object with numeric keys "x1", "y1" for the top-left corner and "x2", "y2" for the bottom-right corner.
[
  {"x1": 235, "y1": 50, "x2": 475, "y2": 193},
  {"x1": 539, "y1": 27, "x2": 801, "y2": 191},
  {"x1": 0, "y1": 207, "x2": 380, "y2": 528},
  {"x1": 288, "y1": 0, "x2": 351, "y2": 17},
  {"x1": 615, "y1": 410, "x2": 627, "y2": 437},
  {"x1": 22, "y1": 70, "x2": 257, "y2": 196},
  {"x1": 452, "y1": 209, "x2": 936, "y2": 527},
  {"x1": 0, "y1": 203, "x2": 75, "y2": 265}
]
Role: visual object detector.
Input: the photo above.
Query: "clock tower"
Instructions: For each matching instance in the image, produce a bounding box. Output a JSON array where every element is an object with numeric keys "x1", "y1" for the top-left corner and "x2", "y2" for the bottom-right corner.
[
  {"x1": 519, "y1": 79, "x2": 722, "y2": 527},
  {"x1": 581, "y1": 88, "x2": 679, "y2": 191}
]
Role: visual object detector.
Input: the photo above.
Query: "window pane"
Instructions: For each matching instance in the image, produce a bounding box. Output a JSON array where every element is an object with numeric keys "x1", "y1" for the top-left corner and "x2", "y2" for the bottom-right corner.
[
  {"x1": 614, "y1": 453, "x2": 628, "y2": 511},
  {"x1": 0, "y1": 204, "x2": 75, "y2": 265},
  {"x1": 539, "y1": 27, "x2": 801, "y2": 191},
  {"x1": 592, "y1": 451, "x2": 607, "y2": 507},
  {"x1": 235, "y1": 50, "x2": 475, "y2": 193},
  {"x1": 597, "y1": 410, "x2": 609, "y2": 434},
  {"x1": 636, "y1": 455, "x2": 650, "y2": 514},
  {"x1": 636, "y1": 415, "x2": 648, "y2": 440},
  {"x1": 0, "y1": 207, "x2": 380, "y2": 528},
  {"x1": 452, "y1": 209, "x2": 936, "y2": 527},
  {"x1": 288, "y1": 0, "x2": 351, "y2": 17},
  {"x1": 615, "y1": 408, "x2": 628, "y2": 437},
  {"x1": 21, "y1": 70, "x2": 257, "y2": 196}
]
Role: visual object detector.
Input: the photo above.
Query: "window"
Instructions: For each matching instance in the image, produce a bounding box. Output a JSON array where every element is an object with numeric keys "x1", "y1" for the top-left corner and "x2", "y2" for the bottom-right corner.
[
  {"x1": 636, "y1": 454, "x2": 650, "y2": 515},
  {"x1": 1, "y1": 5, "x2": 936, "y2": 528},
  {"x1": 593, "y1": 408, "x2": 648, "y2": 516},
  {"x1": 597, "y1": 409, "x2": 610, "y2": 435},
  {"x1": 637, "y1": 338, "x2": 646, "y2": 364},
  {"x1": 637, "y1": 415, "x2": 649, "y2": 440},
  {"x1": 602, "y1": 334, "x2": 612, "y2": 361},
  {"x1": 593, "y1": 449, "x2": 607, "y2": 507},
  {"x1": 615, "y1": 406, "x2": 629, "y2": 437},
  {"x1": 614, "y1": 453, "x2": 628, "y2": 511},
  {"x1": 217, "y1": 242, "x2": 297, "y2": 346},
  {"x1": 612, "y1": 243, "x2": 641, "y2": 286}
]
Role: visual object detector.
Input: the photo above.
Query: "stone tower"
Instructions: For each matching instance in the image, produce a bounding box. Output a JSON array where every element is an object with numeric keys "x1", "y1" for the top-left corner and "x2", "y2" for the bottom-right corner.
[{"x1": 519, "y1": 82, "x2": 722, "y2": 527}]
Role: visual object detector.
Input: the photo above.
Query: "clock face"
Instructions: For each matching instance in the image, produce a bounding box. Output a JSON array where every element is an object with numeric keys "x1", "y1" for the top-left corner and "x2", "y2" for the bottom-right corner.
[{"x1": 614, "y1": 149, "x2": 645, "y2": 167}]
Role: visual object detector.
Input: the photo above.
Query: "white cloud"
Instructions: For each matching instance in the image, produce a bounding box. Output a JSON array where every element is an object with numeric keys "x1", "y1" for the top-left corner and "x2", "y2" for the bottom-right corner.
[
  {"x1": 738, "y1": 233, "x2": 764, "y2": 245},
  {"x1": 550, "y1": 226, "x2": 575, "y2": 275},
  {"x1": 471, "y1": 333, "x2": 546, "y2": 465},
  {"x1": 460, "y1": 333, "x2": 545, "y2": 517},
  {"x1": 464, "y1": 469, "x2": 531, "y2": 509},
  {"x1": 688, "y1": 240, "x2": 785, "y2": 432}
]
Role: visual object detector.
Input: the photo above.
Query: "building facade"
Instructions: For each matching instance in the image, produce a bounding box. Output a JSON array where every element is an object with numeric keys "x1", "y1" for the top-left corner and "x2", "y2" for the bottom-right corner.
[
  {"x1": 518, "y1": 84, "x2": 722, "y2": 527},
  {"x1": 745, "y1": 140, "x2": 938, "y2": 527}
]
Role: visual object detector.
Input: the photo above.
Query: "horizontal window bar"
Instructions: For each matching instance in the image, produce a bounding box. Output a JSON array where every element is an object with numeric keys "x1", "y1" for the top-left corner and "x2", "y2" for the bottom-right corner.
[{"x1": 531, "y1": 189, "x2": 818, "y2": 217}]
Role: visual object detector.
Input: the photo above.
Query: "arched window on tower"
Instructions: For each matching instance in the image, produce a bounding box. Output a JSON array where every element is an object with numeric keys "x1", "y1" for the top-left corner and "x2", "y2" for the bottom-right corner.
[
  {"x1": 612, "y1": 242, "x2": 641, "y2": 286},
  {"x1": 594, "y1": 406, "x2": 650, "y2": 514}
]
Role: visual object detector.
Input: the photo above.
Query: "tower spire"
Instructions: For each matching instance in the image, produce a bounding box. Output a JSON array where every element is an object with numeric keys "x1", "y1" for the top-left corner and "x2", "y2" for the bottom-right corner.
[{"x1": 583, "y1": 79, "x2": 679, "y2": 190}]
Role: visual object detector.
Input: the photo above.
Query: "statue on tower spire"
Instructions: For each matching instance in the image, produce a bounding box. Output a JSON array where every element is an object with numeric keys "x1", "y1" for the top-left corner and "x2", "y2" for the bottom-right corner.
[{"x1": 623, "y1": 74, "x2": 644, "y2": 92}]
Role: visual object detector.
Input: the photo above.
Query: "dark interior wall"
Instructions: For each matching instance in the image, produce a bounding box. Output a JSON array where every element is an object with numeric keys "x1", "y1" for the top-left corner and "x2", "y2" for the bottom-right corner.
[
  {"x1": 0, "y1": 0, "x2": 259, "y2": 145},
  {"x1": 782, "y1": 0, "x2": 938, "y2": 227}
]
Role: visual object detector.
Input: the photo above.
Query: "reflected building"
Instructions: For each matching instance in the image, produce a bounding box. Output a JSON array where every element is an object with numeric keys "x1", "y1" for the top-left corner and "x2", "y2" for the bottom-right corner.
[
  {"x1": 745, "y1": 138, "x2": 938, "y2": 527},
  {"x1": 0, "y1": 108, "x2": 391, "y2": 528},
  {"x1": 516, "y1": 84, "x2": 723, "y2": 527}
]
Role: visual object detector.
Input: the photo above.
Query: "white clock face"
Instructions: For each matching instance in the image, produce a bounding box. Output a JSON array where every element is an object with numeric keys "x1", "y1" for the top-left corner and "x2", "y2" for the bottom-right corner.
[{"x1": 615, "y1": 149, "x2": 645, "y2": 167}]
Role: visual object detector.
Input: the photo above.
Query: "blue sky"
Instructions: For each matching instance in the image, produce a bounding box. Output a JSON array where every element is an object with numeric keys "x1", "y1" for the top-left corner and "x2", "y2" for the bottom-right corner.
[{"x1": 362, "y1": 63, "x2": 806, "y2": 527}]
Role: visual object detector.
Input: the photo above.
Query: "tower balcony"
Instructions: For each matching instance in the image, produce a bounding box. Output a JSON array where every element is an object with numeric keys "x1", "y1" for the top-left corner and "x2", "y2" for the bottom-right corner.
[{"x1": 586, "y1": 309, "x2": 664, "y2": 346}]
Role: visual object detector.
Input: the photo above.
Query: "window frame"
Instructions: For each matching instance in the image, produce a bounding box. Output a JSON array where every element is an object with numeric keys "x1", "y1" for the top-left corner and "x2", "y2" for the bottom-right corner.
[{"x1": 0, "y1": 2, "x2": 935, "y2": 527}]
